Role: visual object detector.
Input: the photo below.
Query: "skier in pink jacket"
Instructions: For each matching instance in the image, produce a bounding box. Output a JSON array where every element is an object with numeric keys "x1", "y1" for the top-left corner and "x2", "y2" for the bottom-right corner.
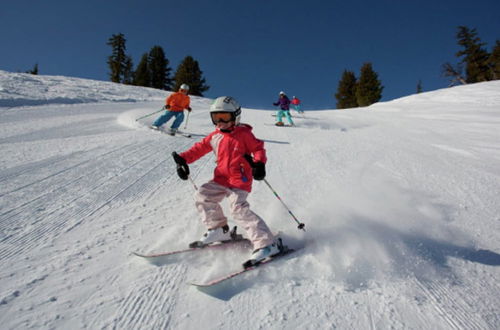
[{"x1": 172, "y1": 96, "x2": 280, "y2": 264}]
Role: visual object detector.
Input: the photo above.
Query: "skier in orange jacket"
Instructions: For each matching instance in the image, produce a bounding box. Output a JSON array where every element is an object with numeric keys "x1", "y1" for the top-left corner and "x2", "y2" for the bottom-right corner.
[{"x1": 151, "y1": 84, "x2": 192, "y2": 135}]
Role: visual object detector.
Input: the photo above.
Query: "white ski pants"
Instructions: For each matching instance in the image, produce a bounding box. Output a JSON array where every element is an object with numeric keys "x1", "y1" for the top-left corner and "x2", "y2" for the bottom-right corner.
[{"x1": 195, "y1": 181, "x2": 274, "y2": 250}]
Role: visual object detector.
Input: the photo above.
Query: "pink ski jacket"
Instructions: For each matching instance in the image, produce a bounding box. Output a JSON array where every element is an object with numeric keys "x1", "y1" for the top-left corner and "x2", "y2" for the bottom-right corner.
[{"x1": 180, "y1": 124, "x2": 266, "y2": 192}]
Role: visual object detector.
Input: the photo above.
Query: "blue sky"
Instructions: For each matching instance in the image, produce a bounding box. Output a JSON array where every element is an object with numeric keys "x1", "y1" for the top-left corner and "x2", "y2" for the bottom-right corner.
[{"x1": 1, "y1": 0, "x2": 499, "y2": 109}]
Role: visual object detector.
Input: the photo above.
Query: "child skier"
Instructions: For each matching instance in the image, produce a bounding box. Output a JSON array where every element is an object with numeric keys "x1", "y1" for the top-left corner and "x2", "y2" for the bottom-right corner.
[
  {"x1": 273, "y1": 91, "x2": 294, "y2": 126},
  {"x1": 151, "y1": 83, "x2": 192, "y2": 135},
  {"x1": 172, "y1": 96, "x2": 281, "y2": 265},
  {"x1": 291, "y1": 96, "x2": 303, "y2": 114}
]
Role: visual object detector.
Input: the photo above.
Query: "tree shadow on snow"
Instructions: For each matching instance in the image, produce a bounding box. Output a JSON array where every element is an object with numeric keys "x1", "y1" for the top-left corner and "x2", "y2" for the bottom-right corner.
[
  {"x1": 260, "y1": 138, "x2": 290, "y2": 145},
  {"x1": 399, "y1": 231, "x2": 500, "y2": 267},
  {"x1": 309, "y1": 217, "x2": 500, "y2": 291}
]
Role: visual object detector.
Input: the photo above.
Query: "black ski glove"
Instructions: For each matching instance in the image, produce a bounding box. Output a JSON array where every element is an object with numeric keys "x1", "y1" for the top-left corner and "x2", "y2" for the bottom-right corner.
[
  {"x1": 172, "y1": 152, "x2": 189, "y2": 180},
  {"x1": 244, "y1": 154, "x2": 266, "y2": 180},
  {"x1": 252, "y1": 162, "x2": 266, "y2": 180}
]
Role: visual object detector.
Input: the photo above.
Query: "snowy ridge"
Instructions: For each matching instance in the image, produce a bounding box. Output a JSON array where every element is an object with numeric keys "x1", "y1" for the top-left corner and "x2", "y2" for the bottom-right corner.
[
  {"x1": 0, "y1": 70, "x2": 167, "y2": 107},
  {"x1": 0, "y1": 70, "x2": 499, "y2": 329},
  {"x1": 374, "y1": 80, "x2": 500, "y2": 107}
]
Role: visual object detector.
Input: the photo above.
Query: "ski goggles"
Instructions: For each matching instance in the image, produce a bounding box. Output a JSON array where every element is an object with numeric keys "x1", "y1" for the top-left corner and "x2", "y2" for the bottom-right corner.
[{"x1": 210, "y1": 112, "x2": 235, "y2": 124}]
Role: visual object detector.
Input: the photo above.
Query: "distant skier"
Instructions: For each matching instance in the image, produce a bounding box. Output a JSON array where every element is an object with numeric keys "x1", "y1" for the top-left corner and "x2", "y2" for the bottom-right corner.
[
  {"x1": 151, "y1": 84, "x2": 192, "y2": 135},
  {"x1": 291, "y1": 96, "x2": 303, "y2": 114},
  {"x1": 172, "y1": 96, "x2": 281, "y2": 264},
  {"x1": 273, "y1": 91, "x2": 294, "y2": 126}
]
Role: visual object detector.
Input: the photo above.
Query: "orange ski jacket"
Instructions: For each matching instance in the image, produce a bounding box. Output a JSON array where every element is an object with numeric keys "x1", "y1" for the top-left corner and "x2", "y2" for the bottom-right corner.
[{"x1": 166, "y1": 92, "x2": 190, "y2": 112}]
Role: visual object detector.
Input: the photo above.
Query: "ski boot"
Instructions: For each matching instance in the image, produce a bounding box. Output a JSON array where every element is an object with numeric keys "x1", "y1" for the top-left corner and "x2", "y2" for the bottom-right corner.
[
  {"x1": 189, "y1": 225, "x2": 243, "y2": 248},
  {"x1": 243, "y1": 238, "x2": 284, "y2": 268},
  {"x1": 168, "y1": 128, "x2": 177, "y2": 136},
  {"x1": 275, "y1": 121, "x2": 284, "y2": 127}
]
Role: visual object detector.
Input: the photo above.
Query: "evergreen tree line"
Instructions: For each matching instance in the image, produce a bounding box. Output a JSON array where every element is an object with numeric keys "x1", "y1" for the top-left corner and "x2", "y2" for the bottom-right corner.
[
  {"x1": 334, "y1": 62, "x2": 384, "y2": 109},
  {"x1": 335, "y1": 26, "x2": 499, "y2": 110},
  {"x1": 443, "y1": 26, "x2": 500, "y2": 86},
  {"x1": 106, "y1": 33, "x2": 209, "y2": 96}
]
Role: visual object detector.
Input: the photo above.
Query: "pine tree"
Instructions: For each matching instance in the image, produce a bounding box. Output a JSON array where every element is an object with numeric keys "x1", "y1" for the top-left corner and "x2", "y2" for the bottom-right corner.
[
  {"x1": 355, "y1": 63, "x2": 383, "y2": 107},
  {"x1": 456, "y1": 26, "x2": 491, "y2": 83},
  {"x1": 442, "y1": 62, "x2": 467, "y2": 86},
  {"x1": 123, "y1": 55, "x2": 134, "y2": 85},
  {"x1": 416, "y1": 80, "x2": 423, "y2": 93},
  {"x1": 148, "y1": 46, "x2": 172, "y2": 90},
  {"x1": 489, "y1": 40, "x2": 500, "y2": 80},
  {"x1": 335, "y1": 70, "x2": 358, "y2": 109},
  {"x1": 134, "y1": 53, "x2": 150, "y2": 87},
  {"x1": 27, "y1": 63, "x2": 38, "y2": 75},
  {"x1": 173, "y1": 56, "x2": 209, "y2": 96},
  {"x1": 106, "y1": 33, "x2": 131, "y2": 83}
]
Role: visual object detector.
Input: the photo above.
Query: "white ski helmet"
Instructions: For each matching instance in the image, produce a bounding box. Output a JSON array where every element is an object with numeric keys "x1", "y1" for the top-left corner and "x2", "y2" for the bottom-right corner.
[
  {"x1": 210, "y1": 96, "x2": 242, "y2": 125},
  {"x1": 179, "y1": 83, "x2": 190, "y2": 91},
  {"x1": 279, "y1": 91, "x2": 286, "y2": 95}
]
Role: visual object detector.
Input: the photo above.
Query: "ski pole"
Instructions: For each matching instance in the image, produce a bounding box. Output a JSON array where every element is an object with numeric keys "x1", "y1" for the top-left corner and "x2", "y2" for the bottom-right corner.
[
  {"x1": 188, "y1": 175, "x2": 198, "y2": 191},
  {"x1": 183, "y1": 110, "x2": 190, "y2": 129},
  {"x1": 263, "y1": 179, "x2": 305, "y2": 231},
  {"x1": 134, "y1": 107, "x2": 165, "y2": 122}
]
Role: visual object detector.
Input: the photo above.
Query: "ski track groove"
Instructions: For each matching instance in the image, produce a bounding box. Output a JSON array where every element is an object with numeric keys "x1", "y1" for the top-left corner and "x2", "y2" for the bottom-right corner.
[
  {"x1": 0, "y1": 163, "x2": 158, "y2": 258},
  {"x1": 119, "y1": 136, "x2": 197, "y2": 208},
  {"x1": 0, "y1": 140, "x2": 181, "y2": 259},
  {"x1": 0, "y1": 152, "x2": 88, "y2": 184},
  {"x1": 0, "y1": 157, "x2": 95, "y2": 198},
  {"x1": 68, "y1": 156, "x2": 170, "y2": 230},
  {"x1": 82, "y1": 134, "x2": 196, "y2": 216},
  {"x1": 365, "y1": 290, "x2": 376, "y2": 330},
  {"x1": 136, "y1": 137, "x2": 199, "y2": 201},
  {"x1": 0, "y1": 142, "x2": 148, "y2": 220},
  {"x1": 414, "y1": 278, "x2": 489, "y2": 329},
  {"x1": 0, "y1": 141, "x2": 143, "y2": 197},
  {"x1": 427, "y1": 280, "x2": 491, "y2": 330},
  {"x1": 0, "y1": 141, "x2": 152, "y2": 234},
  {"x1": 111, "y1": 265, "x2": 185, "y2": 329}
]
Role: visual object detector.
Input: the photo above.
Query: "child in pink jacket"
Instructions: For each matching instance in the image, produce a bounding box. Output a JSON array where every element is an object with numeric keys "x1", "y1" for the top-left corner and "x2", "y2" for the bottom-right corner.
[{"x1": 172, "y1": 96, "x2": 280, "y2": 264}]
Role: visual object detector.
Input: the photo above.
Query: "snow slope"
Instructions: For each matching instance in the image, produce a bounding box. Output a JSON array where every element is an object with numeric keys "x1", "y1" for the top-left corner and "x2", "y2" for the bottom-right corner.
[
  {"x1": 1, "y1": 71, "x2": 499, "y2": 329},
  {"x1": 0, "y1": 70, "x2": 166, "y2": 108}
]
